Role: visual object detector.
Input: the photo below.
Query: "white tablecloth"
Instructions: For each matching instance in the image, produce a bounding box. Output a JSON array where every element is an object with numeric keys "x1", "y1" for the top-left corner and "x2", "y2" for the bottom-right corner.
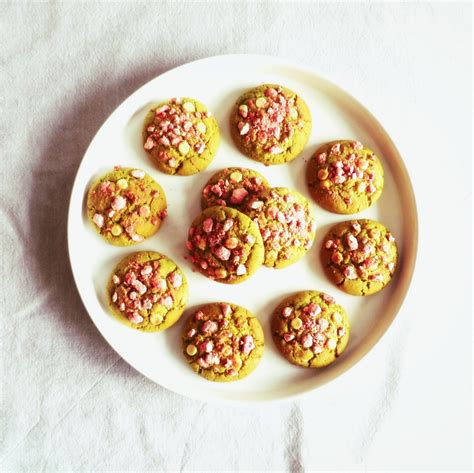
[{"x1": 1, "y1": 2, "x2": 471, "y2": 471}]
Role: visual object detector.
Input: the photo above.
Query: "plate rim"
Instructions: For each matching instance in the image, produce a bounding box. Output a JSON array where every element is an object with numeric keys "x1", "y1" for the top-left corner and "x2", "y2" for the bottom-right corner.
[{"x1": 67, "y1": 53, "x2": 419, "y2": 404}]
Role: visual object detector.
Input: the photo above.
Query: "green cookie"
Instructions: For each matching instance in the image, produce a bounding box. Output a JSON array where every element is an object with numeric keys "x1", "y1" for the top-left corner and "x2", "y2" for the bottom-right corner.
[
  {"x1": 87, "y1": 167, "x2": 167, "y2": 246},
  {"x1": 201, "y1": 167, "x2": 270, "y2": 212},
  {"x1": 107, "y1": 251, "x2": 188, "y2": 332},
  {"x1": 307, "y1": 140, "x2": 384, "y2": 214},
  {"x1": 321, "y1": 219, "x2": 398, "y2": 296},
  {"x1": 187, "y1": 206, "x2": 264, "y2": 284},
  {"x1": 230, "y1": 84, "x2": 312, "y2": 165},
  {"x1": 272, "y1": 291, "x2": 350, "y2": 368},
  {"x1": 182, "y1": 302, "x2": 264, "y2": 382},
  {"x1": 143, "y1": 97, "x2": 220, "y2": 176},
  {"x1": 246, "y1": 187, "x2": 316, "y2": 269}
]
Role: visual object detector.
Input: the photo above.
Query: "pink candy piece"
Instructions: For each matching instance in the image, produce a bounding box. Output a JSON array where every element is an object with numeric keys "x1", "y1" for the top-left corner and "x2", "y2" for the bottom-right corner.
[
  {"x1": 344, "y1": 265, "x2": 357, "y2": 280},
  {"x1": 301, "y1": 333, "x2": 313, "y2": 348},
  {"x1": 304, "y1": 303, "x2": 321, "y2": 317},
  {"x1": 144, "y1": 137, "x2": 155, "y2": 150},
  {"x1": 128, "y1": 312, "x2": 144, "y2": 324},
  {"x1": 160, "y1": 295, "x2": 173, "y2": 309},
  {"x1": 201, "y1": 320, "x2": 218, "y2": 335},
  {"x1": 346, "y1": 233, "x2": 359, "y2": 251},
  {"x1": 246, "y1": 234, "x2": 256, "y2": 245},
  {"x1": 283, "y1": 333, "x2": 295, "y2": 342},
  {"x1": 155, "y1": 278, "x2": 167, "y2": 292},
  {"x1": 132, "y1": 280, "x2": 147, "y2": 295},
  {"x1": 222, "y1": 219, "x2": 234, "y2": 231},
  {"x1": 111, "y1": 196, "x2": 126, "y2": 211},
  {"x1": 236, "y1": 264, "x2": 247, "y2": 276},
  {"x1": 230, "y1": 188, "x2": 249, "y2": 204},
  {"x1": 325, "y1": 239, "x2": 334, "y2": 249},
  {"x1": 240, "y1": 335, "x2": 255, "y2": 356},
  {"x1": 282, "y1": 306, "x2": 293, "y2": 318},
  {"x1": 141, "y1": 266, "x2": 153, "y2": 277},
  {"x1": 221, "y1": 304, "x2": 232, "y2": 317},
  {"x1": 369, "y1": 273, "x2": 383, "y2": 282},
  {"x1": 112, "y1": 274, "x2": 120, "y2": 285},
  {"x1": 213, "y1": 246, "x2": 231, "y2": 261},
  {"x1": 199, "y1": 340, "x2": 214, "y2": 354},
  {"x1": 204, "y1": 353, "x2": 220, "y2": 366},
  {"x1": 317, "y1": 152, "x2": 327, "y2": 164},
  {"x1": 168, "y1": 271, "x2": 182, "y2": 288},
  {"x1": 202, "y1": 218, "x2": 214, "y2": 233},
  {"x1": 197, "y1": 357, "x2": 209, "y2": 368},
  {"x1": 187, "y1": 328, "x2": 196, "y2": 338},
  {"x1": 318, "y1": 318, "x2": 329, "y2": 331},
  {"x1": 92, "y1": 213, "x2": 104, "y2": 228}
]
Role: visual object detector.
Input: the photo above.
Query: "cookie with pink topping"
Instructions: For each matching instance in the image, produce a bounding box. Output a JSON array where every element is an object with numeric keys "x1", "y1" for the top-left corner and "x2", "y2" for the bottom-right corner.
[
  {"x1": 107, "y1": 251, "x2": 188, "y2": 332},
  {"x1": 230, "y1": 84, "x2": 312, "y2": 165},
  {"x1": 187, "y1": 206, "x2": 264, "y2": 284},
  {"x1": 182, "y1": 302, "x2": 264, "y2": 382},
  {"x1": 87, "y1": 167, "x2": 167, "y2": 246},
  {"x1": 143, "y1": 97, "x2": 220, "y2": 176},
  {"x1": 247, "y1": 187, "x2": 316, "y2": 269},
  {"x1": 307, "y1": 140, "x2": 384, "y2": 214},
  {"x1": 321, "y1": 219, "x2": 397, "y2": 296},
  {"x1": 201, "y1": 167, "x2": 270, "y2": 212},
  {"x1": 272, "y1": 291, "x2": 350, "y2": 368}
]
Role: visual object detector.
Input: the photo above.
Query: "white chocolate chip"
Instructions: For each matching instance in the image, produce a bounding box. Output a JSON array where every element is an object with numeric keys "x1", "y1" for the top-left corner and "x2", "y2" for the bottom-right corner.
[
  {"x1": 116, "y1": 178, "x2": 128, "y2": 190},
  {"x1": 178, "y1": 141, "x2": 190, "y2": 155},
  {"x1": 240, "y1": 123, "x2": 250, "y2": 135},
  {"x1": 196, "y1": 122, "x2": 206, "y2": 134},
  {"x1": 182, "y1": 102, "x2": 195, "y2": 112},
  {"x1": 131, "y1": 169, "x2": 145, "y2": 179}
]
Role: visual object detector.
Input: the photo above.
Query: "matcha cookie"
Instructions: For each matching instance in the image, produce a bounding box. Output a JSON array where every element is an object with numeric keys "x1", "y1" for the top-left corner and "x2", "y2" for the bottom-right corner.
[
  {"x1": 230, "y1": 84, "x2": 312, "y2": 165},
  {"x1": 107, "y1": 251, "x2": 188, "y2": 331},
  {"x1": 321, "y1": 219, "x2": 397, "y2": 296},
  {"x1": 307, "y1": 140, "x2": 384, "y2": 214},
  {"x1": 272, "y1": 291, "x2": 350, "y2": 368},
  {"x1": 186, "y1": 206, "x2": 264, "y2": 283},
  {"x1": 182, "y1": 302, "x2": 264, "y2": 382},
  {"x1": 87, "y1": 167, "x2": 167, "y2": 246},
  {"x1": 201, "y1": 167, "x2": 270, "y2": 212},
  {"x1": 247, "y1": 187, "x2": 316, "y2": 269},
  {"x1": 143, "y1": 97, "x2": 220, "y2": 175}
]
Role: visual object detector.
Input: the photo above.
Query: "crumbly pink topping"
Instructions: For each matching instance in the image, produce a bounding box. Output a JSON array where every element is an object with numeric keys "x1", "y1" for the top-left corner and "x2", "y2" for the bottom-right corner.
[
  {"x1": 324, "y1": 221, "x2": 396, "y2": 282},
  {"x1": 315, "y1": 141, "x2": 379, "y2": 195},
  {"x1": 143, "y1": 99, "x2": 210, "y2": 167},
  {"x1": 236, "y1": 86, "x2": 304, "y2": 153},
  {"x1": 184, "y1": 305, "x2": 257, "y2": 377},
  {"x1": 187, "y1": 213, "x2": 258, "y2": 281},
  {"x1": 252, "y1": 190, "x2": 315, "y2": 260},
  {"x1": 280, "y1": 296, "x2": 346, "y2": 356},
  {"x1": 90, "y1": 169, "x2": 164, "y2": 242},
  {"x1": 202, "y1": 171, "x2": 267, "y2": 209},
  {"x1": 111, "y1": 258, "x2": 180, "y2": 325}
]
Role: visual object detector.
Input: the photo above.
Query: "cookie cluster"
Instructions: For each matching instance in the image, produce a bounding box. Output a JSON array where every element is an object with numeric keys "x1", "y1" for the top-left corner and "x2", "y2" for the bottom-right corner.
[{"x1": 82, "y1": 83, "x2": 399, "y2": 385}]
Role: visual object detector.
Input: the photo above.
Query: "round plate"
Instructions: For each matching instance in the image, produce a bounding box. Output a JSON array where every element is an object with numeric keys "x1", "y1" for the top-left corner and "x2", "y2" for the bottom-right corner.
[{"x1": 67, "y1": 54, "x2": 417, "y2": 402}]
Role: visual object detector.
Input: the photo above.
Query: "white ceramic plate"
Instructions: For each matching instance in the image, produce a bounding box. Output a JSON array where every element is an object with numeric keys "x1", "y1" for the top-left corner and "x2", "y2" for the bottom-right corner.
[{"x1": 67, "y1": 55, "x2": 417, "y2": 402}]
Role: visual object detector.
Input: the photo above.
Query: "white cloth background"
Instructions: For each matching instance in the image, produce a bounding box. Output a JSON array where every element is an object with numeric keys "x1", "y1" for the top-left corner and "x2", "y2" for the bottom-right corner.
[{"x1": 1, "y1": 2, "x2": 471, "y2": 471}]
